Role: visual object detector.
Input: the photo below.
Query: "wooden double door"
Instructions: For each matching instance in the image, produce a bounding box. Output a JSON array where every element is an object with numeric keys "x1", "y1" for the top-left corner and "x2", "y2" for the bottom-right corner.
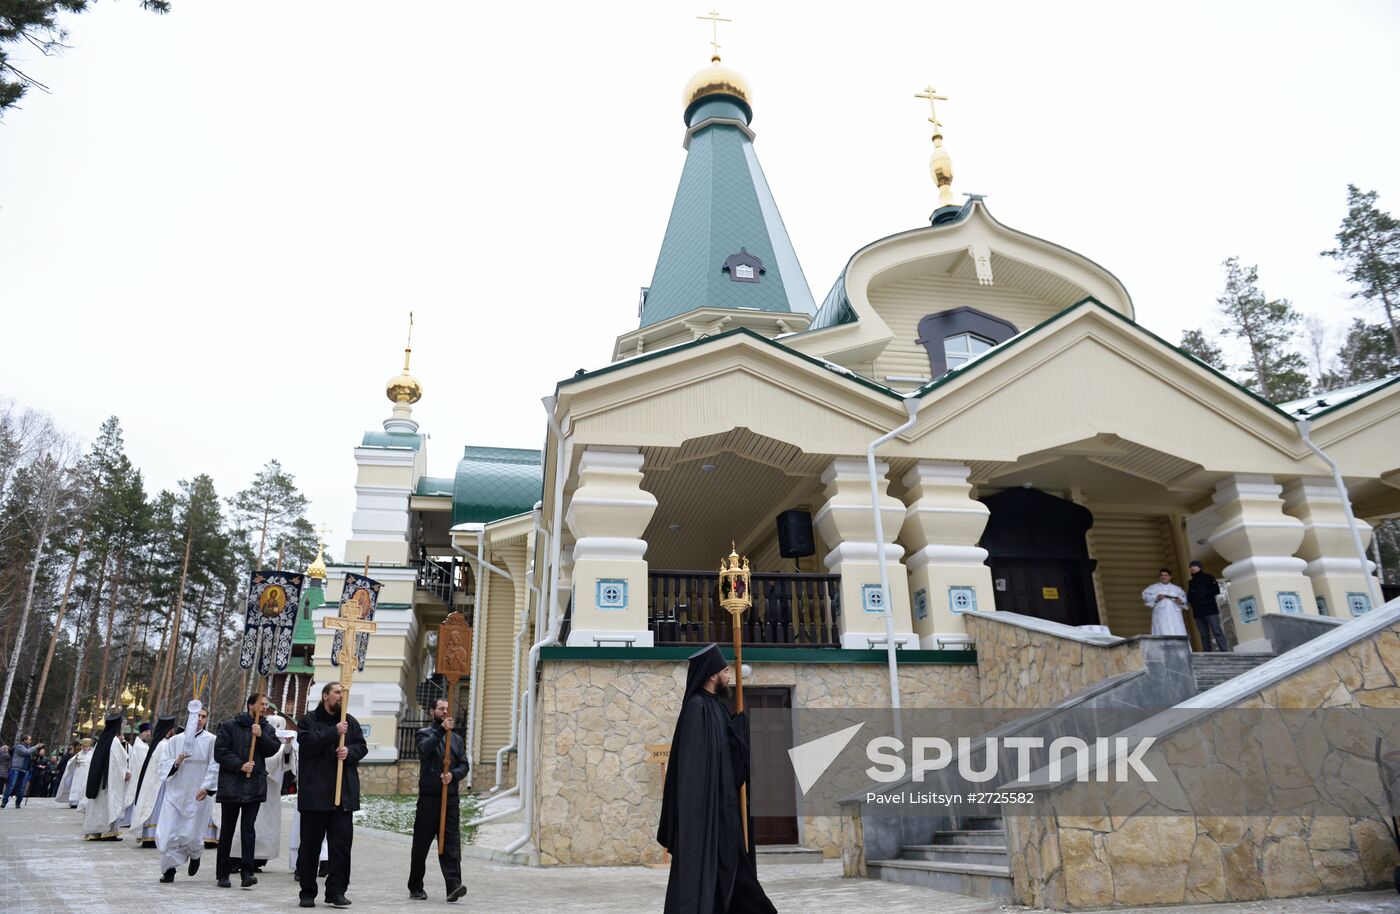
[{"x1": 745, "y1": 687, "x2": 799, "y2": 846}]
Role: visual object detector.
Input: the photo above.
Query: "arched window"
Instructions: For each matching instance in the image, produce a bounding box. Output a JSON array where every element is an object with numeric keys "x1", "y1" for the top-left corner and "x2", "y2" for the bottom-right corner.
[{"x1": 943, "y1": 331, "x2": 995, "y2": 369}]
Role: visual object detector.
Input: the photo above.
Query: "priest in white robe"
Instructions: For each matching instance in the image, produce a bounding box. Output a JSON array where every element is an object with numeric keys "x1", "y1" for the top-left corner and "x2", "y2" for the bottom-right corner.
[
  {"x1": 82, "y1": 715, "x2": 130, "y2": 840},
  {"x1": 232, "y1": 712, "x2": 293, "y2": 871},
  {"x1": 156, "y1": 702, "x2": 218, "y2": 883},
  {"x1": 1143, "y1": 568, "x2": 1189, "y2": 637},
  {"x1": 131, "y1": 719, "x2": 177, "y2": 845},
  {"x1": 62, "y1": 739, "x2": 93, "y2": 809},
  {"x1": 119, "y1": 722, "x2": 151, "y2": 828}
]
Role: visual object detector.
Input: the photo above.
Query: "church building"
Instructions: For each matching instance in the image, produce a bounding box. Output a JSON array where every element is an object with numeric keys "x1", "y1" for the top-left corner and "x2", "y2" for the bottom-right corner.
[{"x1": 312, "y1": 35, "x2": 1400, "y2": 909}]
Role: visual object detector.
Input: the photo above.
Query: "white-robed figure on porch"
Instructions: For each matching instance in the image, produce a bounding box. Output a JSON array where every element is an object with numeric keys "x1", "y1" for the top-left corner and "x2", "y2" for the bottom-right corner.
[
  {"x1": 58, "y1": 738, "x2": 93, "y2": 809},
  {"x1": 83, "y1": 714, "x2": 130, "y2": 840},
  {"x1": 1142, "y1": 568, "x2": 1190, "y2": 637},
  {"x1": 231, "y1": 712, "x2": 293, "y2": 872},
  {"x1": 156, "y1": 700, "x2": 218, "y2": 883}
]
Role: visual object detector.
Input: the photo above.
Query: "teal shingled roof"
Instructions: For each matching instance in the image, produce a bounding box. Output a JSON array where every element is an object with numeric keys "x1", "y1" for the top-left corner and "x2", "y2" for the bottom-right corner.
[
  {"x1": 415, "y1": 476, "x2": 454, "y2": 497},
  {"x1": 361, "y1": 430, "x2": 424, "y2": 450},
  {"x1": 638, "y1": 98, "x2": 816, "y2": 328},
  {"x1": 453, "y1": 446, "x2": 543, "y2": 526},
  {"x1": 295, "y1": 581, "x2": 324, "y2": 645}
]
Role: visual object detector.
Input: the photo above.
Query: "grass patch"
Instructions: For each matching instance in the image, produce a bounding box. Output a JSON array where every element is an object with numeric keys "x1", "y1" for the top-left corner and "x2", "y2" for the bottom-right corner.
[{"x1": 354, "y1": 793, "x2": 481, "y2": 844}]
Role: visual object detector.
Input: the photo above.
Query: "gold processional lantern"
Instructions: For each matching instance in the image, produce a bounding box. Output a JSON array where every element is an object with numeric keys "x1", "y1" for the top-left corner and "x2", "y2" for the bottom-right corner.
[{"x1": 718, "y1": 542, "x2": 753, "y2": 851}]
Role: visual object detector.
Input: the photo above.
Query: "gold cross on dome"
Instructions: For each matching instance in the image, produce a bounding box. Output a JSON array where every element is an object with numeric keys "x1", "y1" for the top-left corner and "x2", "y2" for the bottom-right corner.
[
  {"x1": 916, "y1": 85, "x2": 948, "y2": 127},
  {"x1": 697, "y1": 9, "x2": 732, "y2": 62},
  {"x1": 316, "y1": 524, "x2": 332, "y2": 551}
]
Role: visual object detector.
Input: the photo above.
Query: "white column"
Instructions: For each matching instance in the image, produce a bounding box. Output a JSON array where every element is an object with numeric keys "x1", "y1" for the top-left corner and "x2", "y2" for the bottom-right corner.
[
  {"x1": 564, "y1": 448, "x2": 658, "y2": 648},
  {"x1": 1281, "y1": 478, "x2": 1379, "y2": 618},
  {"x1": 900, "y1": 463, "x2": 994, "y2": 649},
  {"x1": 1207, "y1": 475, "x2": 1316, "y2": 652},
  {"x1": 813, "y1": 458, "x2": 917, "y2": 650}
]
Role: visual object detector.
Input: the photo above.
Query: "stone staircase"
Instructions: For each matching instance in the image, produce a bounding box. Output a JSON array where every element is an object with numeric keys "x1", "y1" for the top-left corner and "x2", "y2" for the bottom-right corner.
[
  {"x1": 866, "y1": 816, "x2": 1013, "y2": 897},
  {"x1": 1190, "y1": 651, "x2": 1276, "y2": 692}
]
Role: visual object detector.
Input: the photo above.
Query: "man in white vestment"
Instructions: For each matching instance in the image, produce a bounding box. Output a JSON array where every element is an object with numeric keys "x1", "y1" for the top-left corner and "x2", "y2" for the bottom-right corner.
[
  {"x1": 1143, "y1": 568, "x2": 1189, "y2": 637},
  {"x1": 156, "y1": 702, "x2": 218, "y2": 884},
  {"x1": 232, "y1": 712, "x2": 294, "y2": 872},
  {"x1": 63, "y1": 739, "x2": 93, "y2": 809},
  {"x1": 82, "y1": 715, "x2": 130, "y2": 840},
  {"x1": 119, "y1": 722, "x2": 152, "y2": 827},
  {"x1": 134, "y1": 725, "x2": 177, "y2": 844}
]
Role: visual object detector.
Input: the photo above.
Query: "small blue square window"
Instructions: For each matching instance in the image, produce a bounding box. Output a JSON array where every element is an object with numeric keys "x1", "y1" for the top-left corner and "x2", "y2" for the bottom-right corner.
[
  {"x1": 1277, "y1": 592, "x2": 1302, "y2": 615},
  {"x1": 596, "y1": 578, "x2": 628, "y2": 611},
  {"x1": 948, "y1": 586, "x2": 977, "y2": 614},
  {"x1": 913, "y1": 589, "x2": 928, "y2": 621},
  {"x1": 1237, "y1": 595, "x2": 1258, "y2": 624},
  {"x1": 862, "y1": 584, "x2": 886, "y2": 614},
  {"x1": 1315, "y1": 596, "x2": 1328, "y2": 616},
  {"x1": 1347, "y1": 592, "x2": 1371, "y2": 617}
]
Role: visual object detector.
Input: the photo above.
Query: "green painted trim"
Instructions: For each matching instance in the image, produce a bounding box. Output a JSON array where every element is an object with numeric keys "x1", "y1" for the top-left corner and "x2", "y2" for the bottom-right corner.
[
  {"x1": 320, "y1": 602, "x2": 413, "y2": 611},
  {"x1": 539, "y1": 645, "x2": 976, "y2": 664}
]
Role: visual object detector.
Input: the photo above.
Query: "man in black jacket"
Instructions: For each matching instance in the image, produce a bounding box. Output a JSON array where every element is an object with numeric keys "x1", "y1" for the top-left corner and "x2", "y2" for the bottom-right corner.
[
  {"x1": 1187, "y1": 560, "x2": 1229, "y2": 652},
  {"x1": 297, "y1": 681, "x2": 368, "y2": 909},
  {"x1": 407, "y1": 698, "x2": 469, "y2": 902},
  {"x1": 213, "y1": 693, "x2": 280, "y2": 888}
]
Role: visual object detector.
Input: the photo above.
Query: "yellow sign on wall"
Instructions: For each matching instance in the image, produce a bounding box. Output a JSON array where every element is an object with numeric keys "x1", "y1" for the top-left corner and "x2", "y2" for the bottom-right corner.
[{"x1": 1042, "y1": 587, "x2": 1060, "y2": 600}]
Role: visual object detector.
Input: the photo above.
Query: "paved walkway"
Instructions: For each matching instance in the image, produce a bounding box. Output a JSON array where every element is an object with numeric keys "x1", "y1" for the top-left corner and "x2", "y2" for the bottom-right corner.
[{"x1": 3, "y1": 800, "x2": 1399, "y2": 913}]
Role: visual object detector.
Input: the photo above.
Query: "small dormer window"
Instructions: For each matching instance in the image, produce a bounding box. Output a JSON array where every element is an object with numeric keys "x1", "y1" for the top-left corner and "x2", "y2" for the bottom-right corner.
[
  {"x1": 943, "y1": 332, "x2": 995, "y2": 369},
  {"x1": 722, "y1": 247, "x2": 765, "y2": 283}
]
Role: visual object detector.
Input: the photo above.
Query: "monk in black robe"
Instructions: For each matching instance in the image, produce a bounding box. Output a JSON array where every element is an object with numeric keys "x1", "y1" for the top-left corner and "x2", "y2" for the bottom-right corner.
[{"x1": 658, "y1": 644, "x2": 777, "y2": 914}]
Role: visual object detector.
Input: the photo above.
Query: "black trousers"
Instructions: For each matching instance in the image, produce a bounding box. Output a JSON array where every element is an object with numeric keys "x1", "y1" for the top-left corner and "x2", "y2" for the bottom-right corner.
[
  {"x1": 216, "y1": 801, "x2": 260, "y2": 879},
  {"x1": 408, "y1": 792, "x2": 462, "y2": 893},
  {"x1": 298, "y1": 809, "x2": 354, "y2": 900}
]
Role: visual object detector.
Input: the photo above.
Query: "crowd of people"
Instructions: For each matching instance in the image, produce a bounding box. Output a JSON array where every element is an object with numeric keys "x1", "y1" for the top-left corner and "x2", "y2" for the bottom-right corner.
[{"x1": 8, "y1": 681, "x2": 470, "y2": 907}]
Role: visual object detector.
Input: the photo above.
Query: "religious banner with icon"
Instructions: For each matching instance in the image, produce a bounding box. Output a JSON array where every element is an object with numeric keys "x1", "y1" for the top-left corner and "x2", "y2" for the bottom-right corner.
[
  {"x1": 240, "y1": 570, "x2": 305, "y2": 675},
  {"x1": 331, "y1": 572, "x2": 382, "y2": 673}
]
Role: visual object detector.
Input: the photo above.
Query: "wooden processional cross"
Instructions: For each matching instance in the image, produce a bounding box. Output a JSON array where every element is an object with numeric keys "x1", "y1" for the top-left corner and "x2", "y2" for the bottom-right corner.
[
  {"x1": 434, "y1": 611, "x2": 472, "y2": 854},
  {"x1": 325, "y1": 560, "x2": 378, "y2": 807}
]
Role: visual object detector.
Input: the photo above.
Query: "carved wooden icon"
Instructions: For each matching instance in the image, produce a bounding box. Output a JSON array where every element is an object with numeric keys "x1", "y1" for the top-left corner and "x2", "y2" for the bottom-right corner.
[{"x1": 437, "y1": 611, "x2": 473, "y2": 682}]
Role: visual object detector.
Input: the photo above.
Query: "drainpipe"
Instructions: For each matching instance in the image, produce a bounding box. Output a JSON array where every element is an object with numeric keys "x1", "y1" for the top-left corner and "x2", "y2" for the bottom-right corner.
[
  {"x1": 867, "y1": 397, "x2": 921, "y2": 746},
  {"x1": 467, "y1": 401, "x2": 571, "y2": 844},
  {"x1": 487, "y1": 505, "x2": 543, "y2": 795},
  {"x1": 454, "y1": 523, "x2": 513, "y2": 788},
  {"x1": 1297, "y1": 419, "x2": 1384, "y2": 611}
]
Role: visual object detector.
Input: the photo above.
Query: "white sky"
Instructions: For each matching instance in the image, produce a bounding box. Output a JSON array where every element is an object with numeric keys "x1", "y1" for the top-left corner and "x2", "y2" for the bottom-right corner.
[{"x1": 2, "y1": 1, "x2": 1398, "y2": 553}]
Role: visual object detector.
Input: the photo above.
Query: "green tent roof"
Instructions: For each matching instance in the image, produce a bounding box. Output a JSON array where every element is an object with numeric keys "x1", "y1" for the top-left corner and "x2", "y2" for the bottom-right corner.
[
  {"x1": 639, "y1": 98, "x2": 815, "y2": 328},
  {"x1": 295, "y1": 582, "x2": 324, "y2": 645},
  {"x1": 453, "y1": 446, "x2": 543, "y2": 526}
]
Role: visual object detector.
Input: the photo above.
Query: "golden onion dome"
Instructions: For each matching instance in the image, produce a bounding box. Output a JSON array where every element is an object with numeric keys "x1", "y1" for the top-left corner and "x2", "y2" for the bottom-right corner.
[
  {"x1": 682, "y1": 59, "x2": 752, "y2": 115},
  {"x1": 307, "y1": 542, "x2": 327, "y2": 580},
  {"x1": 386, "y1": 353, "x2": 423, "y2": 405}
]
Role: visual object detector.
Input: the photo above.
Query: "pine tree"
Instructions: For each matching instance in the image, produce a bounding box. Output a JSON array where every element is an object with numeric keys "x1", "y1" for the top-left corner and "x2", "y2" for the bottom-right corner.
[
  {"x1": 1179, "y1": 329, "x2": 1227, "y2": 370},
  {"x1": 1215, "y1": 257, "x2": 1311, "y2": 402},
  {"x1": 1322, "y1": 185, "x2": 1400, "y2": 357},
  {"x1": 0, "y1": 1, "x2": 170, "y2": 116},
  {"x1": 228, "y1": 459, "x2": 312, "y2": 568},
  {"x1": 1319, "y1": 319, "x2": 1400, "y2": 389}
]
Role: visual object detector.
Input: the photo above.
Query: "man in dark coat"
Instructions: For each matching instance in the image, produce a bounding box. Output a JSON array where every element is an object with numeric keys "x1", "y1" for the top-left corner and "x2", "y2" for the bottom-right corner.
[
  {"x1": 296, "y1": 681, "x2": 368, "y2": 909},
  {"x1": 212, "y1": 692, "x2": 279, "y2": 888},
  {"x1": 407, "y1": 698, "x2": 470, "y2": 902},
  {"x1": 1187, "y1": 560, "x2": 1229, "y2": 652},
  {"x1": 658, "y1": 644, "x2": 776, "y2": 914}
]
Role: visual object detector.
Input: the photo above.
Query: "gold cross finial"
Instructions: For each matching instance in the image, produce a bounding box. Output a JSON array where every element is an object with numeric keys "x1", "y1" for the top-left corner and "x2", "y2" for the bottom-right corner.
[
  {"x1": 915, "y1": 85, "x2": 948, "y2": 129},
  {"x1": 316, "y1": 524, "x2": 332, "y2": 551},
  {"x1": 697, "y1": 9, "x2": 731, "y2": 62},
  {"x1": 403, "y1": 311, "x2": 414, "y2": 372}
]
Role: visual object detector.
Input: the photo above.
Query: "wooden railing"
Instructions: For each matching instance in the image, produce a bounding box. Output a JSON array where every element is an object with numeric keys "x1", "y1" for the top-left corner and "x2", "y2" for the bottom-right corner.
[{"x1": 648, "y1": 570, "x2": 842, "y2": 647}]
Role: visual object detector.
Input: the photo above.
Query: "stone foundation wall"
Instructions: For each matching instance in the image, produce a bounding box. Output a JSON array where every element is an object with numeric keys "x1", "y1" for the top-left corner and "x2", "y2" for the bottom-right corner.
[
  {"x1": 1008, "y1": 619, "x2": 1400, "y2": 908},
  {"x1": 533, "y1": 656, "x2": 979, "y2": 866},
  {"x1": 358, "y1": 759, "x2": 419, "y2": 796},
  {"x1": 967, "y1": 613, "x2": 1148, "y2": 707}
]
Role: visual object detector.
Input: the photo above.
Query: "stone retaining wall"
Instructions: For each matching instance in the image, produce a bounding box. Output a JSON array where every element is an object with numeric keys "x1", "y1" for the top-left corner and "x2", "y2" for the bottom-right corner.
[
  {"x1": 1007, "y1": 619, "x2": 1400, "y2": 908},
  {"x1": 532, "y1": 655, "x2": 979, "y2": 865},
  {"x1": 966, "y1": 613, "x2": 1147, "y2": 707}
]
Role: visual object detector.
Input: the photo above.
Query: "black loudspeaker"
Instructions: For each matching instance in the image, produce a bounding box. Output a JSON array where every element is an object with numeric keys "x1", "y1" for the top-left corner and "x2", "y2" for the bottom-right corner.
[{"x1": 776, "y1": 509, "x2": 816, "y2": 559}]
